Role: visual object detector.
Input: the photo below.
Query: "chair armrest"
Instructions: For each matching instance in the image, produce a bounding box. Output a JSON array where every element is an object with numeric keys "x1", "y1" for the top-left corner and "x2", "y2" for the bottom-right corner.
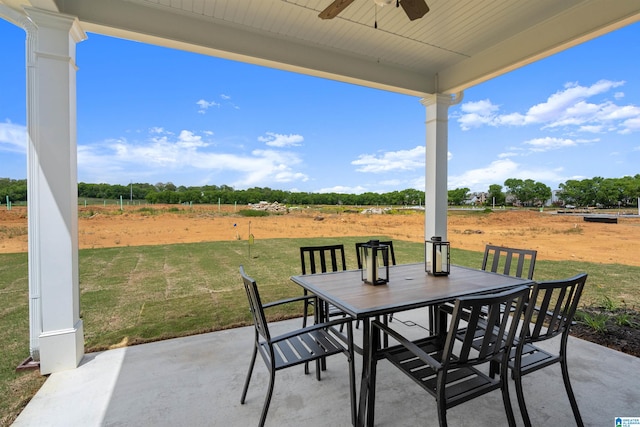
[
  {"x1": 271, "y1": 317, "x2": 352, "y2": 344},
  {"x1": 262, "y1": 294, "x2": 315, "y2": 310},
  {"x1": 371, "y1": 320, "x2": 442, "y2": 370}
]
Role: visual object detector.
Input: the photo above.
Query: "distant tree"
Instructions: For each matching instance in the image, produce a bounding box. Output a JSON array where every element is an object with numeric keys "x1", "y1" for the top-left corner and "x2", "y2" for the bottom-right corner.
[
  {"x1": 402, "y1": 188, "x2": 423, "y2": 206},
  {"x1": 504, "y1": 178, "x2": 551, "y2": 206},
  {"x1": 0, "y1": 178, "x2": 27, "y2": 203},
  {"x1": 448, "y1": 187, "x2": 469, "y2": 205},
  {"x1": 531, "y1": 181, "x2": 552, "y2": 206},
  {"x1": 557, "y1": 179, "x2": 585, "y2": 206},
  {"x1": 487, "y1": 184, "x2": 505, "y2": 206}
]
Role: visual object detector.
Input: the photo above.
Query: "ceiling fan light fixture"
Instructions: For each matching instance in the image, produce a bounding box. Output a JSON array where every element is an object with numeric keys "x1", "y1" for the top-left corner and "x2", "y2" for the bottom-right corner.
[{"x1": 319, "y1": 0, "x2": 428, "y2": 20}]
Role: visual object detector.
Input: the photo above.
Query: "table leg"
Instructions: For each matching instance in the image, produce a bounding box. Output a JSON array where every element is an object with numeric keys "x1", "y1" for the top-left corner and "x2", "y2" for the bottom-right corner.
[
  {"x1": 437, "y1": 304, "x2": 448, "y2": 338},
  {"x1": 357, "y1": 317, "x2": 374, "y2": 427}
]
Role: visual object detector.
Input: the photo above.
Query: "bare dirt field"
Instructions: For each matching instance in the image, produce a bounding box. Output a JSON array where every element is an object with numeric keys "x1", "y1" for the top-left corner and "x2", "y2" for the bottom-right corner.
[{"x1": 1, "y1": 205, "x2": 639, "y2": 266}]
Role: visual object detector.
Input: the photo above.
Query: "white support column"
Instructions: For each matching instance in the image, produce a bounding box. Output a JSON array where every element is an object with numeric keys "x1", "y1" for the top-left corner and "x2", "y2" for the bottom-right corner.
[
  {"x1": 420, "y1": 93, "x2": 463, "y2": 242},
  {"x1": 24, "y1": 7, "x2": 86, "y2": 375}
]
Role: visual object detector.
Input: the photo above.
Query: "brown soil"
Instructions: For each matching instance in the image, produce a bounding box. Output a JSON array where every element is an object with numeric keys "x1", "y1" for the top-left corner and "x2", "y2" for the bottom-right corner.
[
  {"x1": 2, "y1": 206, "x2": 640, "y2": 265},
  {"x1": 2, "y1": 205, "x2": 639, "y2": 356}
]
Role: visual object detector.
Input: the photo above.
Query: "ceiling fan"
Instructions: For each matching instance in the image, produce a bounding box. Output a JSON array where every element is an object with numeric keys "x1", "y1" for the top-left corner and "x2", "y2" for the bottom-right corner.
[{"x1": 319, "y1": 0, "x2": 429, "y2": 21}]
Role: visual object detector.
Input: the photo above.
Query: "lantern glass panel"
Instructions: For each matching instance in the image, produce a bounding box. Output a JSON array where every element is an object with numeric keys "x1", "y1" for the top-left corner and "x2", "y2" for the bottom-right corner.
[
  {"x1": 360, "y1": 240, "x2": 389, "y2": 285},
  {"x1": 425, "y1": 236, "x2": 450, "y2": 276}
]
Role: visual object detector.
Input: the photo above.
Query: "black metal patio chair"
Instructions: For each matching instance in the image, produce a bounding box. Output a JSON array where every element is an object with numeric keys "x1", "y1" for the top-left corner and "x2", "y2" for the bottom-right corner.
[
  {"x1": 440, "y1": 244, "x2": 538, "y2": 324},
  {"x1": 239, "y1": 266, "x2": 356, "y2": 427},
  {"x1": 300, "y1": 244, "x2": 347, "y2": 328},
  {"x1": 482, "y1": 245, "x2": 537, "y2": 279},
  {"x1": 368, "y1": 285, "x2": 531, "y2": 427},
  {"x1": 509, "y1": 273, "x2": 588, "y2": 427}
]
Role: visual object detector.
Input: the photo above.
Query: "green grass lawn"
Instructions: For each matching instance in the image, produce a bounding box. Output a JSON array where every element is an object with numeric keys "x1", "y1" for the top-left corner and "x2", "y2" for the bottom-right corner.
[{"x1": 2, "y1": 237, "x2": 639, "y2": 425}]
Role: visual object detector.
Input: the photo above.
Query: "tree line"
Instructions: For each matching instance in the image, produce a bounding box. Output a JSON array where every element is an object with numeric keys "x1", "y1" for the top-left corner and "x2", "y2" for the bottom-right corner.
[
  {"x1": 2, "y1": 175, "x2": 640, "y2": 208},
  {"x1": 0, "y1": 178, "x2": 424, "y2": 207},
  {"x1": 448, "y1": 175, "x2": 640, "y2": 208}
]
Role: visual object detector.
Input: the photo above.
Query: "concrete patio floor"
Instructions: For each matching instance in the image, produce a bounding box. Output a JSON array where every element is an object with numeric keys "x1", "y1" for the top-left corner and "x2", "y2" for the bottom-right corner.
[{"x1": 13, "y1": 309, "x2": 640, "y2": 427}]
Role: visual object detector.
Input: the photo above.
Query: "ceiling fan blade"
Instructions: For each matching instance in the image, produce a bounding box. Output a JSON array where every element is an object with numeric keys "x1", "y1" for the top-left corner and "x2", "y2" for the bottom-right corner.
[
  {"x1": 399, "y1": 0, "x2": 429, "y2": 21},
  {"x1": 319, "y1": 0, "x2": 356, "y2": 19}
]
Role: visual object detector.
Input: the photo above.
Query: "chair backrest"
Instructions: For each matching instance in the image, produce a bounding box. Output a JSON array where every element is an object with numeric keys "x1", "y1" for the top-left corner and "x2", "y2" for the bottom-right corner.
[
  {"x1": 355, "y1": 241, "x2": 396, "y2": 269},
  {"x1": 300, "y1": 244, "x2": 347, "y2": 275},
  {"x1": 526, "y1": 273, "x2": 588, "y2": 343},
  {"x1": 482, "y1": 245, "x2": 537, "y2": 279},
  {"x1": 446, "y1": 285, "x2": 531, "y2": 366},
  {"x1": 240, "y1": 265, "x2": 271, "y2": 343}
]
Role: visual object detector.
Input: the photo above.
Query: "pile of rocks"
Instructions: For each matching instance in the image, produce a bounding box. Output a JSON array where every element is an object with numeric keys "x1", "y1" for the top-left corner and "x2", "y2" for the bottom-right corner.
[
  {"x1": 249, "y1": 201, "x2": 288, "y2": 213},
  {"x1": 360, "y1": 207, "x2": 391, "y2": 215}
]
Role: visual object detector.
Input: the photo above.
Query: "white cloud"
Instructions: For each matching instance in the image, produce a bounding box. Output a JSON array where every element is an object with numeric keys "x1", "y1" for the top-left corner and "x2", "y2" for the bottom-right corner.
[
  {"x1": 457, "y1": 99, "x2": 500, "y2": 130},
  {"x1": 0, "y1": 121, "x2": 26, "y2": 153},
  {"x1": 352, "y1": 145, "x2": 425, "y2": 173},
  {"x1": 230, "y1": 149, "x2": 308, "y2": 187},
  {"x1": 578, "y1": 125, "x2": 604, "y2": 133},
  {"x1": 523, "y1": 137, "x2": 586, "y2": 152},
  {"x1": 448, "y1": 159, "x2": 519, "y2": 190},
  {"x1": 456, "y1": 80, "x2": 640, "y2": 134},
  {"x1": 408, "y1": 176, "x2": 426, "y2": 192},
  {"x1": 176, "y1": 130, "x2": 208, "y2": 148},
  {"x1": 258, "y1": 132, "x2": 304, "y2": 147},
  {"x1": 219, "y1": 94, "x2": 240, "y2": 110},
  {"x1": 196, "y1": 99, "x2": 220, "y2": 114},
  {"x1": 621, "y1": 116, "x2": 640, "y2": 134},
  {"x1": 527, "y1": 80, "x2": 624, "y2": 124},
  {"x1": 448, "y1": 158, "x2": 568, "y2": 192},
  {"x1": 77, "y1": 128, "x2": 308, "y2": 187}
]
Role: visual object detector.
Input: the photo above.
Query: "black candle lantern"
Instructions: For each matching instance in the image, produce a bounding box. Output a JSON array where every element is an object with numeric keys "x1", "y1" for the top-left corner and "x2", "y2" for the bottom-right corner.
[
  {"x1": 360, "y1": 240, "x2": 389, "y2": 285},
  {"x1": 425, "y1": 236, "x2": 450, "y2": 276}
]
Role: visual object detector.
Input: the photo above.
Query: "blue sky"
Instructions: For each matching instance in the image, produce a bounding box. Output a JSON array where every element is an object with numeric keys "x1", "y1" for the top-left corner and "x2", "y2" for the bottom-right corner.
[{"x1": 1, "y1": 18, "x2": 639, "y2": 194}]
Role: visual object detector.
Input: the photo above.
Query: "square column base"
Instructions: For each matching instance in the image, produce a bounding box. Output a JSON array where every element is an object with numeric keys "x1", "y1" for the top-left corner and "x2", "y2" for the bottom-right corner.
[{"x1": 39, "y1": 320, "x2": 84, "y2": 375}]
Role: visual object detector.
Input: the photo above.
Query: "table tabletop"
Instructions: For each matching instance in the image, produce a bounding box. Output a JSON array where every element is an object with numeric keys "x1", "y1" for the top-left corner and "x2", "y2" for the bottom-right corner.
[{"x1": 290, "y1": 263, "x2": 534, "y2": 320}]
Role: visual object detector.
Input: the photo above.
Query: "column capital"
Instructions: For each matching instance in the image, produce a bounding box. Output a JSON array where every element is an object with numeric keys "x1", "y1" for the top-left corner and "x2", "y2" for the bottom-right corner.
[
  {"x1": 25, "y1": 7, "x2": 86, "y2": 43},
  {"x1": 420, "y1": 92, "x2": 464, "y2": 107}
]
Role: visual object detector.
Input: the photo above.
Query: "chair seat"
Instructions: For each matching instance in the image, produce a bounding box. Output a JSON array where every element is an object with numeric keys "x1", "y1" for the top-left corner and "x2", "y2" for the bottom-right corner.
[
  {"x1": 379, "y1": 336, "x2": 503, "y2": 409},
  {"x1": 508, "y1": 343, "x2": 559, "y2": 375},
  {"x1": 261, "y1": 327, "x2": 347, "y2": 370}
]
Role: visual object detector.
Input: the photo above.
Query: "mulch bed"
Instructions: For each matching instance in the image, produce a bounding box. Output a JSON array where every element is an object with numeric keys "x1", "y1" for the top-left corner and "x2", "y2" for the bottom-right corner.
[{"x1": 570, "y1": 307, "x2": 640, "y2": 358}]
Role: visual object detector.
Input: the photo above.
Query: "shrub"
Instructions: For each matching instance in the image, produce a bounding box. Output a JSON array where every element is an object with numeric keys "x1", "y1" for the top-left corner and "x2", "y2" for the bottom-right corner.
[{"x1": 575, "y1": 311, "x2": 608, "y2": 333}]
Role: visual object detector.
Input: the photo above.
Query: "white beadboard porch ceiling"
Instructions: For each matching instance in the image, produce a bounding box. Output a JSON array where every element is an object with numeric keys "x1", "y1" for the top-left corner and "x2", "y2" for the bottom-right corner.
[{"x1": 4, "y1": 0, "x2": 640, "y2": 96}]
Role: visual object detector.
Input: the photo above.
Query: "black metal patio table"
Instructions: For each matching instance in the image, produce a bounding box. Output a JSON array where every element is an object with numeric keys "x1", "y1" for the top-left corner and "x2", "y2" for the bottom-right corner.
[{"x1": 290, "y1": 263, "x2": 534, "y2": 427}]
